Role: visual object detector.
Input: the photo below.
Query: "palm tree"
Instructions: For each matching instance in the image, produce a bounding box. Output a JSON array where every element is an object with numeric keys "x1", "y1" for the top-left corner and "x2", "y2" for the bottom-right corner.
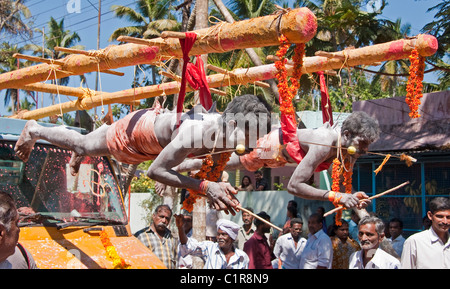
[
  {"x1": 423, "y1": 0, "x2": 450, "y2": 90},
  {"x1": 25, "y1": 17, "x2": 84, "y2": 104},
  {"x1": 0, "y1": 0, "x2": 32, "y2": 39},
  {"x1": 109, "y1": 0, "x2": 180, "y2": 40},
  {"x1": 109, "y1": 0, "x2": 180, "y2": 102}
]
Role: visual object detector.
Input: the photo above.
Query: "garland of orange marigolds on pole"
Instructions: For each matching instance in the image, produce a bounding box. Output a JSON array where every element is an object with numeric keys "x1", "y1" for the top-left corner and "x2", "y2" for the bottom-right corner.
[
  {"x1": 405, "y1": 48, "x2": 425, "y2": 118},
  {"x1": 275, "y1": 35, "x2": 305, "y2": 119},
  {"x1": 182, "y1": 152, "x2": 232, "y2": 212}
]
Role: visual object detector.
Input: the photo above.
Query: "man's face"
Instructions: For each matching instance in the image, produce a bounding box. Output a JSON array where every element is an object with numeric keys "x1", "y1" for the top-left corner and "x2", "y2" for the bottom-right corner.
[
  {"x1": 183, "y1": 215, "x2": 193, "y2": 233},
  {"x1": 308, "y1": 216, "x2": 322, "y2": 235},
  {"x1": 345, "y1": 133, "x2": 370, "y2": 158},
  {"x1": 427, "y1": 209, "x2": 450, "y2": 235},
  {"x1": 389, "y1": 221, "x2": 403, "y2": 239},
  {"x1": 0, "y1": 215, "x2": 20, "y2": 262},
  {"x1": 217, "y1": 229, "x2": 234, "y2": 250},
  {"x1": 242, "y1": 212, "x2": 254, "y2": 226},
  {"x1": 226, "y1": 122, "x2": 252, "y2": 155},
  {"x1": 290, "y1": 223, "x2": 303, "y2": 239},
  {"x1": 358, "y1": 223, "x2": 383, "y2": 252},
  {"x1": 335, "y1": 223, "x2": 349, "y2": 242},
  {"x1": 152, "y1": 209, "x2": 171, "y2": 232},
  {"x1": 254, "y1": 173, "x2": 262, "y2": 182}
]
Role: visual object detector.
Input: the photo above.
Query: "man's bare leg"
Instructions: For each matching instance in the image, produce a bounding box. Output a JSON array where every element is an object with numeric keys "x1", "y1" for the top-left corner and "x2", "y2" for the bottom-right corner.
[{"x1": 15, "y1": 120, "x2": 110, "y2": 162}]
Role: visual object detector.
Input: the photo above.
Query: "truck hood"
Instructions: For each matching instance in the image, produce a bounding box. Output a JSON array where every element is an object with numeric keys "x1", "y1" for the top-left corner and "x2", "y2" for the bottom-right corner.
[{"x1": 19, "y1": 225, "x2": 166, "y2": 269}]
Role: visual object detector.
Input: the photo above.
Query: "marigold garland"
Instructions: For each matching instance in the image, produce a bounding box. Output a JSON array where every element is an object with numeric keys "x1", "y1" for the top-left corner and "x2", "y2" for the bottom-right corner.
[
  {"x1": 330, "y1": 158, "x2": 353, "y2": 226},
  {"x1": 182, "y1": 152, "x2": 232, "y2": 212},
  {"x1": 405, "y1": 48, "x2": 425, "y2": 119},
  {"x1": 275, "y1": 35, "x2": 305, "y2": 120},
  {"x1": 100, "y1": 230, "x2": 131, "y2": 269}
]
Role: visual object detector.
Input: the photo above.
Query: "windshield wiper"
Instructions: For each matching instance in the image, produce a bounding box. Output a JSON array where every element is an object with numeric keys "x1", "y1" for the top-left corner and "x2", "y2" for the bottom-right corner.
[
  {"x1": 18, "y1": 213, "x2": 66, "y2": 227},
  {"x1": 56, "y1": 217, "x2": 124, "y2": 230}
]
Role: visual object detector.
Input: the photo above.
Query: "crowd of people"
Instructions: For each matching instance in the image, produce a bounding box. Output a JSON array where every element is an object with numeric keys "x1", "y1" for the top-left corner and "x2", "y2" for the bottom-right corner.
[
  {"x1": 133, "y1": 196, "x2": 449, "y2": 269},
  {"x1": 0, "y1": 188, "x2": 449, "y2": 269}
]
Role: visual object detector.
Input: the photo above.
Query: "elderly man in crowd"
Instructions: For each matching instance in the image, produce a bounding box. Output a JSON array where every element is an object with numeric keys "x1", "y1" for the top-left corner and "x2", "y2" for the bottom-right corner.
[
  {"x1": 176, "y1": 216, "x2": 249, "y2": 269},
  {"x1": 349, "y1": 216, "x2": 400, "y2": 269}
]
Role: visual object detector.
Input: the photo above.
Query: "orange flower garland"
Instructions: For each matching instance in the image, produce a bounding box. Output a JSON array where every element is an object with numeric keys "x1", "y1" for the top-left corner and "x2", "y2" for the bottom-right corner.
[
  {"x1": 330, "y1": 158, "x2": 353, "y2": 226},
  {"x1": 100, "y1": 230, "x2": 131, "y2": 269},
  {"x1": 182, "y1": 152, "x2": 232, "y2": 212},
  {"x1": 275, "y1": 35, "x2": 305, "y2": 120},
  {"x1": 405, "y1": 48, "x2": 425, "y2": 118}
]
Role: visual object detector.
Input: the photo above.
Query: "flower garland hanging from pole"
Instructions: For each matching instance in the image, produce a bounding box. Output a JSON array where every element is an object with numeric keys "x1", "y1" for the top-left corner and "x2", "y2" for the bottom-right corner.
[
  {"x1": 275, "y1": 35, "x2": 305, "y2": 120},
  {"x1": 405, "y1": 48, "x2": 425, "y2": 118}
]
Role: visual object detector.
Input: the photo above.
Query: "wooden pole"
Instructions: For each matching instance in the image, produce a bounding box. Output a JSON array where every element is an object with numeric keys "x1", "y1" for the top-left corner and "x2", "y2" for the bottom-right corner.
[
  {"x1": 238, "y1": 206, "x2": 282, "y2": 232},
  {"x1": 10, "y1": 35, "x2": 438, "y2": 120},
  {"x1": 0, "y1": 7, "x2": 317, "y2": 90},
  {"x1": 323, "y1": 181, "x2": 410, "y2": 217}
]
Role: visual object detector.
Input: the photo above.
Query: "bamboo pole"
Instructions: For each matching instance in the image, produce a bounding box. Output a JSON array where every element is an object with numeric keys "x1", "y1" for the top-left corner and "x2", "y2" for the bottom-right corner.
[
  {"x1": 18, "y1": 82, "x2": 140, "y2": 106},
  {"x1": 11, "y1": 35, "x2": 438, "y2": 120},
  {"x1": 323, "y1": 181, "x2": 410, "y2": 217},
  {"x1": 0, "y1": 7, "x2": 317, "y2": 90}
]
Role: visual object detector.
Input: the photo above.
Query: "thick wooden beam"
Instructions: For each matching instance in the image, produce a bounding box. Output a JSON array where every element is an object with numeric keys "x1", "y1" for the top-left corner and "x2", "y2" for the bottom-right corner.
[
  {"x1": 0, "y1": 7, "x2": 317, "y2": 90},
  {"x1": 10, "y1": 35, "x2": 439, "y2": 120}
]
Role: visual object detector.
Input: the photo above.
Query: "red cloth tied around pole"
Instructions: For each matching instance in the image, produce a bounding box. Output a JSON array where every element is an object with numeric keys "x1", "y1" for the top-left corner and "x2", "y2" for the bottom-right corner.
[
  {"x1": 186, "y1": 56, "x2": 212, "y2": 110},
  {"x1": 177, "y1": 32, "x2": 198, "y2": 127},
  {"x1": 318, "y1": 71, "x2": 333, "y2": 125}
]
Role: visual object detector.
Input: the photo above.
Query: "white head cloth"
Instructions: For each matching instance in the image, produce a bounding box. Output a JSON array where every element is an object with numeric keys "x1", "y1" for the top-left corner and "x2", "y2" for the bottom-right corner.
[{"x1": 216, "y1": 219, "x2": 240, "y2": 240}]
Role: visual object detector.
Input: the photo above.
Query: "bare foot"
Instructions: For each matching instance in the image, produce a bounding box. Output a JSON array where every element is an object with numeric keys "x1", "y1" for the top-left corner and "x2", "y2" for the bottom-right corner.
[
  {"x1": 69, "y1": 151, "x2": 84, "y2": 176},
  {"x1": 14, "y1": 120, "x2": 39, "y2": 162}
]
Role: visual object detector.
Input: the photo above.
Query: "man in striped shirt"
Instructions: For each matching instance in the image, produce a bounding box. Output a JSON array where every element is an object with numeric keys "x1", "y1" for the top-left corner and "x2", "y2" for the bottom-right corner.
[
  {"x1": 135, "y1": 205, "x2": 178, "y2": 269},
  {"x1": 176, "y1": 216, "x2": 249, "y2": 269}
]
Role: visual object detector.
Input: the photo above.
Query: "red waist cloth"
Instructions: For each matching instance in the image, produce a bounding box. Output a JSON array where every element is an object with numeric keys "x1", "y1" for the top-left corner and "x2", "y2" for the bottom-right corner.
[
  {"x1": 239, "y1": 129, "x2": 331, "y2": 172},
  {"x1": 106, "y1": 106, "x2": 163, "y2": 164}
]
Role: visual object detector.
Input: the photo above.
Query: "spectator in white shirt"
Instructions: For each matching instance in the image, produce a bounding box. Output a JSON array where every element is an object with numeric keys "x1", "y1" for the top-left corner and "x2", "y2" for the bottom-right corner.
[
  {"x1": 274, "y1": 218, "x2": 307, "y2": 269},
  {"x1": 299, "y1": 213, "x2": 333, "y2": 269},
  {"x1": 349, "y1": 216, "x2": 400, "y2": 269},
  {"x1": 176, "y1": 216, "x2": 249, "y2": 269},
  {"x1": 401, "y1": 197, "x2": 450, "y2": 269},
  {"x1": 387, "y1": 218, "x2": 406, "y2": 257}
]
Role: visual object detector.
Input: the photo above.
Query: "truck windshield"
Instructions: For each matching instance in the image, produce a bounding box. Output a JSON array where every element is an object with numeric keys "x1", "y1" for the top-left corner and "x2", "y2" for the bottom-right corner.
[{"x1": 0, "y1": 140, "x2": 127, "y2": 226}]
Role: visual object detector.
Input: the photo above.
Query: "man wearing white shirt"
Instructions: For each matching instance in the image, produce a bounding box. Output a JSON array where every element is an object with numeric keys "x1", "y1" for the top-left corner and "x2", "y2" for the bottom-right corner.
[
  {"x1": 349, "y1": 216, "x2": 400, "y2": 269},
  {"x1": 176, "y1": 216, "x2": 249, "y2": 269},
  {"x1": 299, "y1": 213, "x2": 333, "y2": 269},
  {"x1": 274, "y1": 218, "x2": 307, "y2": 269},
  {"x1": 401, "y1": 197, "x2": 450, "y2": 269},
  {"x1": 387, "y1": 218, "x2": 406, "y2": 257}
]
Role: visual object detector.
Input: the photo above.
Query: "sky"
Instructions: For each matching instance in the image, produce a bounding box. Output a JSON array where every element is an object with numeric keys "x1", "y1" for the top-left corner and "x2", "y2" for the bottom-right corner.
[{"x1": 0, "y1": 0, "x2": 443, "y2": 117}]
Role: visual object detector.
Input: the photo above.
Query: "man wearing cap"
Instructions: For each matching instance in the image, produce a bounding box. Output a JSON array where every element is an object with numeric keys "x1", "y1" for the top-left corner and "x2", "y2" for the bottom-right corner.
[{"x1": 175, "y1": 215, "x2": 249, "y2": 269}]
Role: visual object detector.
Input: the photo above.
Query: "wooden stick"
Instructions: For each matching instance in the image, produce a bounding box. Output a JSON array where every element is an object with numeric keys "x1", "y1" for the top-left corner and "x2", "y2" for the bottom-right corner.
[
  {"x1": 237, "y1": 206, "x2": 282, "y2": 232},
  {"x1": 159, "y1": 70, "x2": 227, "y2": 96},
  {"x1": 160, "y1": 31, "x2": 188, "y2": 39},
  {"x1": 206, "y1": 64, "x2": 270, "y2": 88},
  {"x1": 323, "y1": 181, "x2": 410, "y2": 217},
  {"x1": 196, "y1": 192, "x2": 282, "y2": 232},
  {"x1": 13, "y1": 53, "x2": 65, "y2": 66},
  {"x1": 115, "y1": 36, "x2": 167, "y2": 47}
]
